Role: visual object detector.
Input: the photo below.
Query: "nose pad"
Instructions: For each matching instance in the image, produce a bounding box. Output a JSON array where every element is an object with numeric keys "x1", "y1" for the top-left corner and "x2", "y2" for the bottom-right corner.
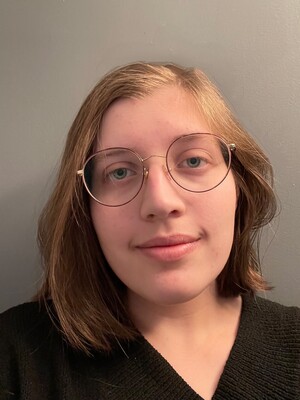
[
  {"x1": 144, "y1": 166, "x2": 149, "y2": 180},
  {"x1": 143, "y1": 164, "x2": 171, "y2": 182}
]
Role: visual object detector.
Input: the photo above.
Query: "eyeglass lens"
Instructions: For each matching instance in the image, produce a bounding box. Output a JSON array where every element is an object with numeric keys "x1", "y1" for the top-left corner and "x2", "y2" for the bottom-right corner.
[{"x1": 83, "y1": 134, "x2": 231, "y2": 206}]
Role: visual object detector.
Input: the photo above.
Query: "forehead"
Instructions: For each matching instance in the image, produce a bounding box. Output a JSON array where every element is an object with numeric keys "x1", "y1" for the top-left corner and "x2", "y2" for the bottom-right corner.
[{"x1": 97, "y1": 85, "x2": 211, "y2": 152}]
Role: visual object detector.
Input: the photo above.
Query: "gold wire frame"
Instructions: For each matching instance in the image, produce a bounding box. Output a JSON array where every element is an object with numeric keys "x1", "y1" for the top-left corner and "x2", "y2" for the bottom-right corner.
[{"x1": 77, "y1": 133, "x2": 236, "y2": 207}]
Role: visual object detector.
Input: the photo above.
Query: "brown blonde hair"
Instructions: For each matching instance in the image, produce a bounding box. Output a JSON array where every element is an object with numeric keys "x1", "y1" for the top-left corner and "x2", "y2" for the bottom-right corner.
[{"x1": 35, "y1": 62, "x2": 277, "y2": 353}]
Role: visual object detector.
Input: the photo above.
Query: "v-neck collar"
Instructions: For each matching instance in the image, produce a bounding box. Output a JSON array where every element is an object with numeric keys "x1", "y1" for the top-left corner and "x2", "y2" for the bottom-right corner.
[{"x1": 128, "y1": 294, "x2": 256, "y2": 400}]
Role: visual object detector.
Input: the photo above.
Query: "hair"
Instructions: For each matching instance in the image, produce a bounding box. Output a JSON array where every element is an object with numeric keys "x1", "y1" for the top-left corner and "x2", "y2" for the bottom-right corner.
[{"x1": 35, "y1": 61, "x2": 277, "y2": 354}]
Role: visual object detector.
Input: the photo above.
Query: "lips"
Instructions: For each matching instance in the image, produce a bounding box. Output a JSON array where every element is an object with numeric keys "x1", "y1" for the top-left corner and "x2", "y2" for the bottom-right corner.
[
  {"x1": 136, "y1": 235, "x2": 200, "y2": 262},
  {"x1": 137, "y1": 235, "x2": 198, "y2": 248}
]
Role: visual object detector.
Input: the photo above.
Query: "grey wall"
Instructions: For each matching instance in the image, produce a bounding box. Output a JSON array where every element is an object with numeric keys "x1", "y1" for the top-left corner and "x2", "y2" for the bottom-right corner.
[{"x1": 0, "y1": 0, "x2": 299, "y2": 312}]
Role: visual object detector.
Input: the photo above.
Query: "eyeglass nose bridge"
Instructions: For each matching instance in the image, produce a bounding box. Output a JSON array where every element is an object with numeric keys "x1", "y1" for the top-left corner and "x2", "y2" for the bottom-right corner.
[
  {"x1": 141, "y1": 154, "x2": 171, "y2": 182},
  {"x1": 142, "y1": 154, "x2": 166, "y2": 163}
]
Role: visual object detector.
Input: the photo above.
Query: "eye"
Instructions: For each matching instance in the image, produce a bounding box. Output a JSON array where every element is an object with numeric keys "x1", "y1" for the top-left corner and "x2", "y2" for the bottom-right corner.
[
  {"x1": 180, "y1": 156, "x2": 207, "y2": 169},
  {"x1": 110, "y1": 168, "x2": 129, "y2": 180},
  {"x1": 107, "y1": 167, "x2": 135, "y2": 181},
  {"x1": 184, "y1": 157, "x2": 205, "y2": 168}
]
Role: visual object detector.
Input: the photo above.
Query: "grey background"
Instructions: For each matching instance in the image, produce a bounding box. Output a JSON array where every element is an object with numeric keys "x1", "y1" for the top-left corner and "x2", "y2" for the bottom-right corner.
[{"x1": 0, "y1": 0, "x2": 299, "y2": 312}]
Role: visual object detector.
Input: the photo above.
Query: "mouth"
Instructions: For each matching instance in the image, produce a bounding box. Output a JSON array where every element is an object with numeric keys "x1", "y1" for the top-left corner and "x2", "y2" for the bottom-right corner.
[{"x1": 136, "y1": 235, "x2": 200, "y2": 262}]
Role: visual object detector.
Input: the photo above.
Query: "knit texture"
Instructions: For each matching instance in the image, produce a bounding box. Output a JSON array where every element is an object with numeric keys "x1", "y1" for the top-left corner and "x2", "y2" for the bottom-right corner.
[{"x1": 0, "y1": 295, "x2": 299, "y2": 399}]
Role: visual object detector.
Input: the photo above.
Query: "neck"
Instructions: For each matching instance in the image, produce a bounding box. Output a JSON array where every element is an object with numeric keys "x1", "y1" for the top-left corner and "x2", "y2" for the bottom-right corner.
[{"x1": 128, "y1": 286, "x2": 242, "y2": 345}]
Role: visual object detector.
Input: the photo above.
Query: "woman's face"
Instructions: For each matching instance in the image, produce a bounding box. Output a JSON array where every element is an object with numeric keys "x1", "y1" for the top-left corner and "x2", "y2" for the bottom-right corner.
[{"x1": 90, "y1": 86, "x2": 237, "y2": 307}]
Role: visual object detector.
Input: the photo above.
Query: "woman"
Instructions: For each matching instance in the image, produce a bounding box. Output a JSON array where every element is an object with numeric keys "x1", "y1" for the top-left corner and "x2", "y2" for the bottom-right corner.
[{"x1": 1, "y1": 62, "x2": 299, "y2": 400}]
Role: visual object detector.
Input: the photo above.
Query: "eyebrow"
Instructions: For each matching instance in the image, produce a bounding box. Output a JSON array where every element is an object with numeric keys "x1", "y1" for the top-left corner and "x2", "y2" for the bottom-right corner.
[
  {"x1": 97, "y1": 132, "x2": 214, "y2": 157},
  {"x1": 95, "y1": 148, "x2": 139, "y2": 158},
  {"x1": 98, "y1": 133, "x2": 203, "y2": 151},
  {"x1": 97, "y1": 145, "x2": 152, "y2": 160}
]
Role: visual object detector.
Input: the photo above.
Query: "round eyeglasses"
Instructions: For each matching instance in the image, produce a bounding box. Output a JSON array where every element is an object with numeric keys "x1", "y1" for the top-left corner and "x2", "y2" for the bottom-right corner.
[{"x1": 77, "y1": 133, "x2": 236, "y2": 207}]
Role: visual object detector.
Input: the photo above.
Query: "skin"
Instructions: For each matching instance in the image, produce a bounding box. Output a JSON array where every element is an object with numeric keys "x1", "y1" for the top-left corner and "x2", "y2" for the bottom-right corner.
[{"x1": 91, "y1": 85, "x2": 241, "y2": 399}]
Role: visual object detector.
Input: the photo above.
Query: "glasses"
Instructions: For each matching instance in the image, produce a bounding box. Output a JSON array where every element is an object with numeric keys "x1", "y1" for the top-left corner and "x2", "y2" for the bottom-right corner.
[{"x1": 77, "y1": 133, "x2": 236, "y2": 207}]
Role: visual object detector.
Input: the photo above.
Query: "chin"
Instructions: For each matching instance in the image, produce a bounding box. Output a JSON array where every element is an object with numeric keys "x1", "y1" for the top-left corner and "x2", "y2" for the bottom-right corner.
[{"x1": 149, "y1": 286, "x2": 211, "y2": 306}]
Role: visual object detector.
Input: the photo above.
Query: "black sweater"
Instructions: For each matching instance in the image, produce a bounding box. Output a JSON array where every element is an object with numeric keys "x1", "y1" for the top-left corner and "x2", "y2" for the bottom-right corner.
[{"x1": 0, "y1": 295, "x2": 299, "y2": 399}]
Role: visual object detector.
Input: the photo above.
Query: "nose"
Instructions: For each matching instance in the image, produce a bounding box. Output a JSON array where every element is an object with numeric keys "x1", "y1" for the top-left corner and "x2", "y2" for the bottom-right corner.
[{"x1": 139, "y1": 162, "x2": 186, "y2": 221}]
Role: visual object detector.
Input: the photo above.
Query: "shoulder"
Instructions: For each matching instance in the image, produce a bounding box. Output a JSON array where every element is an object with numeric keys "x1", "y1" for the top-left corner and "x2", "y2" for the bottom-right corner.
[
  {"x1": 245, "y1": 294, "x2": 300, "y2": 322},
  {"x1": 0, "y1": 301, "x2": 56, "y2": 341},
  {"x1": 0, "y1": 301, "x2": 63, "y2": 365},
  {"x1": 0, "y1": 302, "x2": 67, "y2": 399},
  {"x1": 1, "y1": 301, "x2": 50, "y2": 323},
  {"x1": 226, "y1": 295, "x2": 300, "y2": 397},
  {"x1": 241, "y1": 294, "x2": 300, "y2": 346}
]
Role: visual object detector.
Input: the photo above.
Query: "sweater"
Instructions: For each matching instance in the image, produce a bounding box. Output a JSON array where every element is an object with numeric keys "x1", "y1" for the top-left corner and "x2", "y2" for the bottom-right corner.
[{"x1": 0, "y1": 295, "x2": 299, "y2": 400}]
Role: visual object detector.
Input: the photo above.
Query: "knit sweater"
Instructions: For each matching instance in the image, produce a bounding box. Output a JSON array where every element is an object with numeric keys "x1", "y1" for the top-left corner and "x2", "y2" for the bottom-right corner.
[{"x1": 0, "y1": 295, "x2": 299, "y2": 400}]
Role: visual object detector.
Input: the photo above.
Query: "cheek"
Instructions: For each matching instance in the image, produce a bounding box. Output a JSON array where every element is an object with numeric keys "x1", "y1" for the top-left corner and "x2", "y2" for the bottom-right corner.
[
  {"x1": 200, "y1": 175, "x2": 237, "y2": 244},
  {"x1": 91, "y1": 205, "x2": 112, "y2": 244},
  {"x1": 90, "y1": 202, "x2": 131, "y2": 250},
  {"x1": 204, "y1": 174, "x2": 237, "y2": 216},
  {"x1": 90, "y1": 204, "x2": 138, "y2": 284}
]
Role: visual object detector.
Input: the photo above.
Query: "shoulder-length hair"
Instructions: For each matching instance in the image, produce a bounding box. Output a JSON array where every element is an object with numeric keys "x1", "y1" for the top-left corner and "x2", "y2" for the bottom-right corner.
[{"x1": 35, "y1": 62, "x2": 277, "y2": 353}]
